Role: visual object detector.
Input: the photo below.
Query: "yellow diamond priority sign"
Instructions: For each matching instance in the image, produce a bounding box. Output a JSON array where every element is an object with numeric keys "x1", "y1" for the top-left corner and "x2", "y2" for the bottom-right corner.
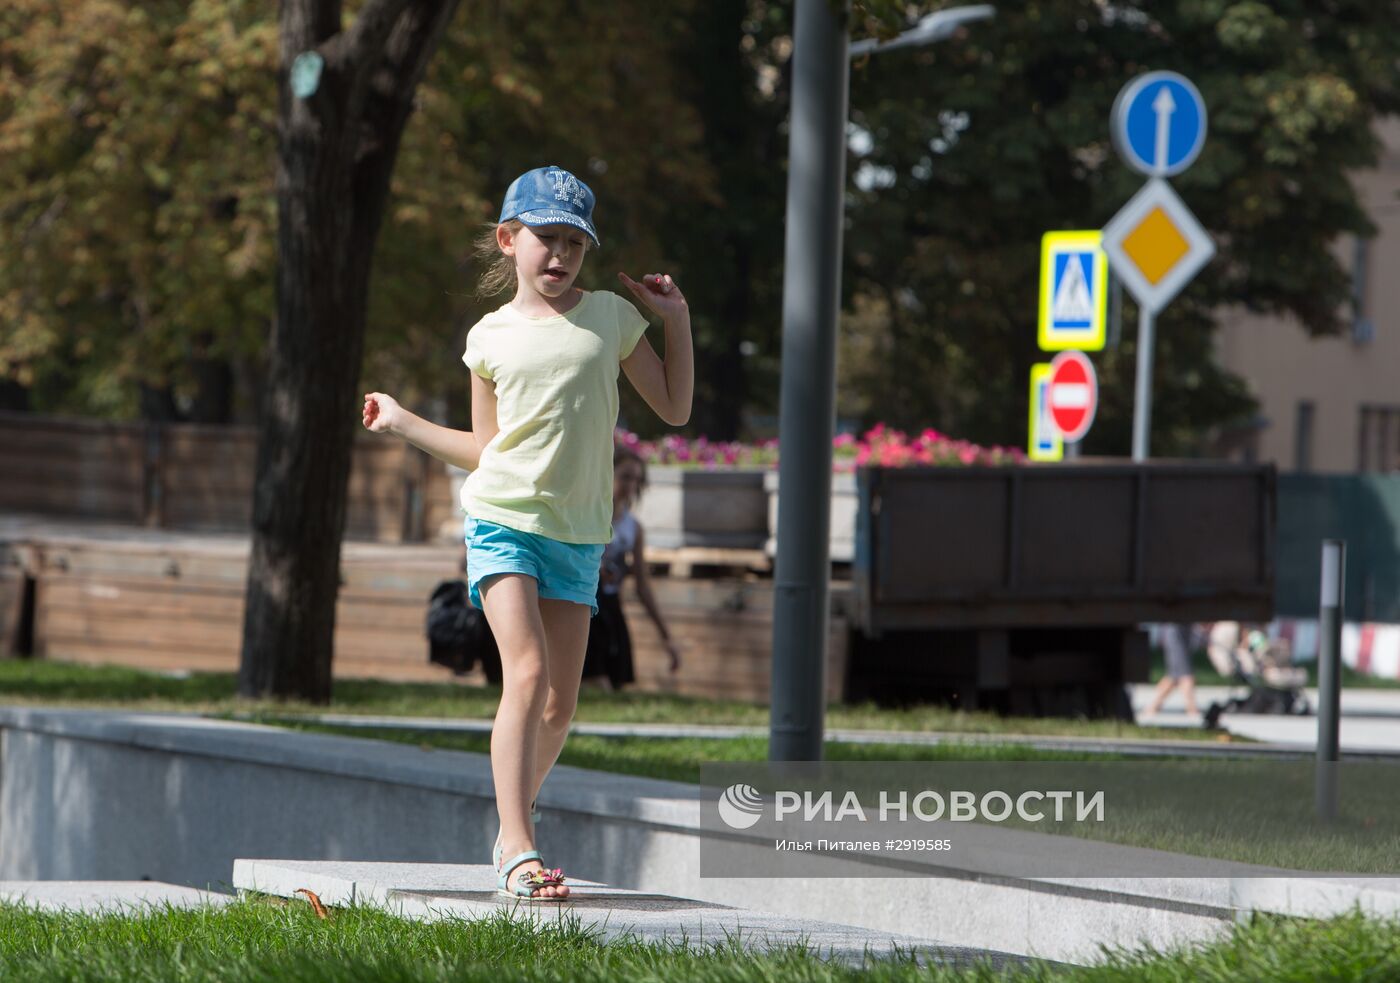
[
  {"x1": 1101, "y1": 178, "x2": 1214, "y2": 314},
  {"x1": 1121, "y1": 208, "x2": 1188, "y2": 284}
]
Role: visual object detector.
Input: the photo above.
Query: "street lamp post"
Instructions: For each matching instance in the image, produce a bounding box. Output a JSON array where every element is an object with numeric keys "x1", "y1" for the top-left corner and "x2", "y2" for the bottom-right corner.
[
  {"x1": 769, "y1": 4, "x2": 995, "y2": 763},
  {"x1": 768, "y1": 0, "x2": 850, "y2": 764}
]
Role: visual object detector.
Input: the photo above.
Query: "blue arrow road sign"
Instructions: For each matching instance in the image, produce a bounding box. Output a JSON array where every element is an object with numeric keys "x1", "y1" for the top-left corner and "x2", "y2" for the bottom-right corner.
[{"x1": 1111, "y1": 71, "x2": 1207, "y2": 177}]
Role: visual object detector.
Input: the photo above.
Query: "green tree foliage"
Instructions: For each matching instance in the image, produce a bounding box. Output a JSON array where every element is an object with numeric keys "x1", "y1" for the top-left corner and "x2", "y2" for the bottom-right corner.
[
  {"x1": 839, "y1": 0, "x2": 1400, "y2": 455},
  {"x1": 3, "y1": 1, "x2": 1398, "y2": 454},
  {"x1": 0, "y1": 0, "x2": 277, "y2": 418},
  {"x1": 0, "y1": 0, "x2": 713, "y2": 423}
]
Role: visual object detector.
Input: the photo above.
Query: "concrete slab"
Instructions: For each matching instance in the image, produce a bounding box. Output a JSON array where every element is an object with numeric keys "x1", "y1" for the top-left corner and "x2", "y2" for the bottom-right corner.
[
  {"x1": 1229, "y1": 877, "x2": 1400, "y2": 920},
  {"x1": 0, "y1": 881, "x2": 231, "y2": 913},
  {"x1": 232, "y1": 858, "x2": 1023, "y2": 969}
]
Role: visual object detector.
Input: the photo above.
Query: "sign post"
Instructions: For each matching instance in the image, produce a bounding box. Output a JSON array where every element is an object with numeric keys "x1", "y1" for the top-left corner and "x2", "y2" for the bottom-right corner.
[
  {"x1": 1316, "y1": 539, "x2": 1345, "y2": 822},
  {"x1": 1104, "y1": 71, "x2": 1211, "y2": 461}
]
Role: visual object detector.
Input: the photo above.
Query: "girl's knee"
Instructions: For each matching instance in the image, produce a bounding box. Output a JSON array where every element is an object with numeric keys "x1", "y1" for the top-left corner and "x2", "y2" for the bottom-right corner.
[
  {"x1": 541, "y1": 692, "x2": 578, "y2": 734},
  {"x1": 501, "y1": 657, "x2": 550, "y2": 706}
]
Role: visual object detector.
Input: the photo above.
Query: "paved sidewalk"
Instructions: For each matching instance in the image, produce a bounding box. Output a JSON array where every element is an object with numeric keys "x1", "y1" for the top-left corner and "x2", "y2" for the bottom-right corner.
[
  {"x1": 0, "y1": 881, "x2": 230, "y2": 912},
  {"x1": 233, "y1": 859, "x2": 1031, "y2": 969},
  {"x1": 1127, "y1": 683, "x2": 1400, "y2": 718},
  {"x1": 1127, "y1": 684, "x2": 1400, "y2": 753}
]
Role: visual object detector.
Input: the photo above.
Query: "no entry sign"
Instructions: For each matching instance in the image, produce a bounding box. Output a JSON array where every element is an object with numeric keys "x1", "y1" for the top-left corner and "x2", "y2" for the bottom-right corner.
[{"x1": 1047, "y1": 351, "x2": 1098, "y2": 443}]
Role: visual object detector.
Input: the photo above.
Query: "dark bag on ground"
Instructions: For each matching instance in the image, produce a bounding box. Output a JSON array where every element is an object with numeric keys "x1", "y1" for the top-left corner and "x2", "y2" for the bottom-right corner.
[{"x1": 426, "y1": 579, "x2": 502, "y2": 682}]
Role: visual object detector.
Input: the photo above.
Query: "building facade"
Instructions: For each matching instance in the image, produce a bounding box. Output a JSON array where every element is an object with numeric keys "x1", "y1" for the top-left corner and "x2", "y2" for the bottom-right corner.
[{"x1": 1214, "y1": 119, "x2": 1400, "y2": 474}]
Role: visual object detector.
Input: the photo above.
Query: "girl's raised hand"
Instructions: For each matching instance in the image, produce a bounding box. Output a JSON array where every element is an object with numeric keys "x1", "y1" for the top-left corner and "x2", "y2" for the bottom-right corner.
[
  {"x1": 618, "y1": 272, "x2": 688, "y2": 320},
  {"x1": 362, "y1": 392, "x2": 402, "y2": 434}
]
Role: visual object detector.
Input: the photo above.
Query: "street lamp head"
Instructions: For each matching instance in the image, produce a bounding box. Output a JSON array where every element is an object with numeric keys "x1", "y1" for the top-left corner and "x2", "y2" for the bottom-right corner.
[{"x1": 848, "y1": 4, "x2": 995, "y2": 58}]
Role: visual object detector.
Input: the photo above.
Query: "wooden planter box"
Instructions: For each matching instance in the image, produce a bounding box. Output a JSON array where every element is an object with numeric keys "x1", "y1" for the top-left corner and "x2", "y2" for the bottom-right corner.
[
  {"x1": 764, "y1": 470, "x2": 858, "y2": 562},
  {"x1": 631, "y1": 467, "x2": 768, "y2": 550}
]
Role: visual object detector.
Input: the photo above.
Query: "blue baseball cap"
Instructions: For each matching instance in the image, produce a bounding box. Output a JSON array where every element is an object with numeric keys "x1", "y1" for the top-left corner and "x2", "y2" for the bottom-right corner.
[{"x1": 498, "y1": 165, "x2": 600, "y2": 246}]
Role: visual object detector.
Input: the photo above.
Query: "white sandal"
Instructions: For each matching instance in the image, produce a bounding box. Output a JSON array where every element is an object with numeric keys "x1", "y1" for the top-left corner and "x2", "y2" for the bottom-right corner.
[{"x1": 492, "y1": 800, "x2": 541, "y2": 869}]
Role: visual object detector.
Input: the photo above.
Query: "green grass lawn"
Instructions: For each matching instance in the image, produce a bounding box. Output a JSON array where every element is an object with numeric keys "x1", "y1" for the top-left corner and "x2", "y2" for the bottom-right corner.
[
  {"x1": 0, "y1": 659, "x2": 1243, "y2": 742},
  {"x1": 0, "y1": 897, "x2": 1395, "y2": 982},
  {"x1": 263, "y1": 722, "x2": 1121, "y2": 783}
]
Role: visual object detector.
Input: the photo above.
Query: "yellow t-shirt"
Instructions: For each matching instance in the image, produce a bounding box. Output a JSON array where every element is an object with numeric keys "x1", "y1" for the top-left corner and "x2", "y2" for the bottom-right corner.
[{"x1": 461, "y1": 290, "x2": 649, "y2": 544}]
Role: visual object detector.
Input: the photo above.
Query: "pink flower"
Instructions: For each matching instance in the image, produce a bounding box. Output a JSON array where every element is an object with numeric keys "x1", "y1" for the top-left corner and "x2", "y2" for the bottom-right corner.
[{"x1": 612, "y1": 421, "x2": 1017, "y2": 471}]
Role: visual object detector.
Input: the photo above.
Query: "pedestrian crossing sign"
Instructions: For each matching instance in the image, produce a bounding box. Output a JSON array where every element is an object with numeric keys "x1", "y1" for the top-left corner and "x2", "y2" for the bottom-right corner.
[
  {"x1": 1038, "y1": 231, "x2": 1108, "y2": 352},
  {"x1": 1028, "y1": 363, "x2": 1063, "y2": 462}
]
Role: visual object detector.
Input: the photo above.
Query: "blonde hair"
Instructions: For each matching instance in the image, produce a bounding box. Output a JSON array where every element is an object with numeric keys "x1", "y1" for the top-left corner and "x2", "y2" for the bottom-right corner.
[{"x1": 474, "y1": 220, "x2": 523, "y2": 298}]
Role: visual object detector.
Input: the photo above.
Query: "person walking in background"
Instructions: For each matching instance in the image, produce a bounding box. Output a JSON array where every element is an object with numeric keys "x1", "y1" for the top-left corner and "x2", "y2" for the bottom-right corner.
[
  {"x1": 1141, "y1": 622, "x2": 1200, "y2": 719},
  {"x1": 362, "y1": 164, "x2": 693, "y2": 900},
  {"x1": 582, "y1": 446, "x2": 682, "y2": 690}
]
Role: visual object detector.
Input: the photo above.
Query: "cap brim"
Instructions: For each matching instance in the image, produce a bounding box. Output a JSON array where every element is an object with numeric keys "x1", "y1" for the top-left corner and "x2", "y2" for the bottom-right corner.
[{"x1": 515, "y1": 209, "x2": 600, "y2": 246}]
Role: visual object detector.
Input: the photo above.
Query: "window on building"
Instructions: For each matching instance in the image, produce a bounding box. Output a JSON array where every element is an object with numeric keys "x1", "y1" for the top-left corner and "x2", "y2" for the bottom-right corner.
[
  {"x1": 1295, "y1": 401, "x2": 1315, "y2": 473},
  {"x1": 1352, "y1": 236, "x2": 1375, "y2": 345},
  {"x1": 1358, "y1": 405, "x2": 1400, "y2": 472}
]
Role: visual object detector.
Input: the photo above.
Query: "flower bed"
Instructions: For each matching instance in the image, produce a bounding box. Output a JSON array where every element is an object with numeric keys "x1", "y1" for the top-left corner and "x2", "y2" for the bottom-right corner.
[
  {"x1": 618, "y1": 425, "x2": 1023, "y2": 560},
  {"x1": 617, "y1": 424, "x2": 1022, "y2": 471}
]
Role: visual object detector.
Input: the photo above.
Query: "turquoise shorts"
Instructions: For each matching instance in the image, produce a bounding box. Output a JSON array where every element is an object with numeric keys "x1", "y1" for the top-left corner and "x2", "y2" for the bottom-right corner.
[{"x1": 464, "y1": 516, "x2": 604, "y2": 616}]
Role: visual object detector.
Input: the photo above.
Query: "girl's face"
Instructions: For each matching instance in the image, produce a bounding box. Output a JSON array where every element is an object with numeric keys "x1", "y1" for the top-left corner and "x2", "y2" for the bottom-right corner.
[
  {"x1": 613, "y1": 459, "x2": 645, "y2": 508},
  {"x1": 501, "y1": 223, "x2": 587, "y2": 300}
]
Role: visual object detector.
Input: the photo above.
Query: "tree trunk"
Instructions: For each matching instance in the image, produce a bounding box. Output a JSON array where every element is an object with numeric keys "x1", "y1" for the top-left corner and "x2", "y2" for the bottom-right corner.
[{"x1": 239, "y1": 0, "x2": 460, "y2": 702}]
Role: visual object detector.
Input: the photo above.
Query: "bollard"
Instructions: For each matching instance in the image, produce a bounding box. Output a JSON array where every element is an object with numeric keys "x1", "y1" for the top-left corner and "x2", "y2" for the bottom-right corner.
[{"x1": 1316, "y1": 539, "x2": 1345, "y2": 822}]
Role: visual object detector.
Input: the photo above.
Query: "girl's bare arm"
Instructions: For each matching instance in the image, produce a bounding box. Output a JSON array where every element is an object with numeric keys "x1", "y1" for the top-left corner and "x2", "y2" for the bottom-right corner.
[
  {"x1": 362, "y1": 390, "x2": 486, "y2": 471},
  {"x1": 618, "y1": 273, "x2": 694, "y2": 426},
  {"x1": 630, "y1": 522, "x2": 681, "y2": 671}
]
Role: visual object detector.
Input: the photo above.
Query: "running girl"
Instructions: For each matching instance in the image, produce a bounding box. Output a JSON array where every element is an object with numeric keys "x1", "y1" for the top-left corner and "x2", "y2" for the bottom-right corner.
[{"x1": 363, "y1": 165, "x2": 692, "y2": 900}]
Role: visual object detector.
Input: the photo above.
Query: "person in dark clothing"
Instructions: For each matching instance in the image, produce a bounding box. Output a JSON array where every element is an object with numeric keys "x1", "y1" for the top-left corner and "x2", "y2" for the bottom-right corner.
[{"x1": 581, "y1": 447, "x2": 680, "y2": 689}]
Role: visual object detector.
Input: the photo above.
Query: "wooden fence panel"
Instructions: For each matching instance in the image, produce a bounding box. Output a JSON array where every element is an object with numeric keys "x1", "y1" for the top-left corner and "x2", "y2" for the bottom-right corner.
[
  {"x1": 0, "y1": 412, "x2": 441, "y2": 543},
  {"x1": 17, "y1": 524, "x2": 852, "y2": 701},
  {"x1": 423, "y1": 460, "x2": 460, "y2": 544},
  {"x1": 0, "y1": 566, "x2": 26, "y2": 656},
  {"x1": 347, "y1": 438, "x2": 413, "y2": 542},
  {"x1": 160, "y1": 425, "x2": 259, "y2": 531},
  {"x1": 623, "y1": 581, "x2": 849, "y2": 703},
  {"x1": 0, "y1": 415, "x2": 147, "y2": 522},
  {"x1": 28, "y1": 536, "x2": 463, "y2": 680}
]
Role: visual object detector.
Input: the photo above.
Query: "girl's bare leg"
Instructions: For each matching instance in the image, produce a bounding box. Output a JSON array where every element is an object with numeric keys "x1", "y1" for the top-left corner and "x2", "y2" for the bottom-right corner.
[
  {"x1": 479, "y1": 573, "x2": 567, "y2": 898},
  {"x1": 531, "y1": 598, "x2": 592, "y2": 802}
]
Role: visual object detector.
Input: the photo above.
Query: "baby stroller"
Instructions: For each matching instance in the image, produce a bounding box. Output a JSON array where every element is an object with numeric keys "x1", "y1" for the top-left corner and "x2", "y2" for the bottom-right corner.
[{"x1": 1202, "y1": 621, "x2": 1311, "y2": 729}]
